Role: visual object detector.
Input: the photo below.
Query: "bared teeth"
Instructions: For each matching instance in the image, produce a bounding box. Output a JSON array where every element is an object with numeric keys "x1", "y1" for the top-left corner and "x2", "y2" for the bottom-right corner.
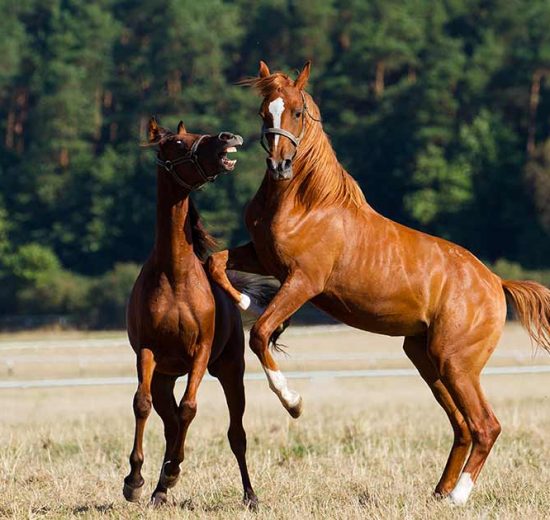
[{"x1": 225, "y1": 147, "x2": 237, "y2": 153}]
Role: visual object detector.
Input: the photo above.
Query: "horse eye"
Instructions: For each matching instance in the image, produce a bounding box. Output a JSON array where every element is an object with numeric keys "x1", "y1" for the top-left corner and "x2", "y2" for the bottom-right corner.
[{"x1": 295, "y1": 111, "x2": 302, "y2": 118}]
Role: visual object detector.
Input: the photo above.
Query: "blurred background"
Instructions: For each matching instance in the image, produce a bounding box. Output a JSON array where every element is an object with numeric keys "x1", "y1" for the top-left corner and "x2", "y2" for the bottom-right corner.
[{"x1": 0, "y1": 0, "x2": 549, "y2": 330}]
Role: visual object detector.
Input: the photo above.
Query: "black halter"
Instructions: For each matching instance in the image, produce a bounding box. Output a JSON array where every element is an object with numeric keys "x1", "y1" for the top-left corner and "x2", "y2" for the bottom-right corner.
[
  {"x1": 260, "y1": 91, "x2": 322, "y2": 154},
  {"x1": 156, "y1": 134, "x2": 214, "y2": 191}
]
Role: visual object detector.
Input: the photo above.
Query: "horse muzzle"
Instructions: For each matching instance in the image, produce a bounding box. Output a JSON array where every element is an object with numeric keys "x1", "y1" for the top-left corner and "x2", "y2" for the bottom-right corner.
[
  {"x1": 266, "y1": 157, "x2": 293, "y2": 181},
  {"x1": 217, "y1": 132, "x2": 243, "y2": 172}
]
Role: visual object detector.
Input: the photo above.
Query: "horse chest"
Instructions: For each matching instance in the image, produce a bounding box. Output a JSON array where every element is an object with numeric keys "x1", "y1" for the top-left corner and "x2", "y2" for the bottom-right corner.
[
  {"x1": 248, "y1": 215, "x2": 298, "y2": 275},
  {"x1": 144, "y1": 274, "x2": 212, "y2": 348}
]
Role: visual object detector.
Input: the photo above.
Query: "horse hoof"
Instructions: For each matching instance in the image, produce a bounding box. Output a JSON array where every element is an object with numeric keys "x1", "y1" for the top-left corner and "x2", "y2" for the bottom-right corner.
[
  {"x1": 433, "y1": 489, "x2": 450, "y2": 500},
  {"x1": 151, "y1": 491, "x2": 168, "y2": 507},
  {"x1": 160, "y1": 463, "x2": 180, "y2": 489},
  {"x1": 123, "y1": 481, "x2": 144, "y2": 502},
  {"x1": 287, "y1": 396, "x2": 303, "y2": 419},
  {"x1": 244, "y1": 491, "x2": 259, "y2": 511}
]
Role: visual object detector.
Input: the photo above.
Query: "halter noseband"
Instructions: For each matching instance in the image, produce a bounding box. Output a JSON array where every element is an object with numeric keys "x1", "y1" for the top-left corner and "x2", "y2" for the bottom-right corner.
[
  {"x1": 156, "y1": 134, "x2": 214, "y2": 191},
  {"x1": 260, "y1": 91, "x2": 321, "y2": 155}
]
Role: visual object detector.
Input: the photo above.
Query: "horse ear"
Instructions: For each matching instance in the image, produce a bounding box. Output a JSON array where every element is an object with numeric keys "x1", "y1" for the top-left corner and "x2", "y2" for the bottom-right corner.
[
  {"x1": 259, "y1": 60, "x2": 271, "y2": 78},
  {"x1": 177, "y1": 120, "x2": 187, "y2": 135},
  {"x1": 148, "y1": 117, "x2": 161, "y2": 143},
  {"x1": 294, "y1": 60, "x2": 311, "y2": 90}
]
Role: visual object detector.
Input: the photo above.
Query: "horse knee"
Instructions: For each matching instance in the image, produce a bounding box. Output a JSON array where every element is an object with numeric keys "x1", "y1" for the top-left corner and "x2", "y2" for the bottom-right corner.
[
  {"x1": 249, "y1": 323, "x2": 269, "y2": 355},
  {"x1": 453, "y1": 418, "x2": 472, "y2": 448},
  {"x1": 133, "y1": 391, "x2": 152, "y2": 419},
  {"x1": 178, "y1": 400, "x2": 197, "y2": 423},
  {"x1": 471, "y1": 419, "x2": 501, "y2": 454}
]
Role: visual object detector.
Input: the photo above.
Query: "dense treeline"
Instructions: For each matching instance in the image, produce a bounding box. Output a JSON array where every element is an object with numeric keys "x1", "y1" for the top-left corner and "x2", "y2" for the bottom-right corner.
[{"x1": 1, "y1": 0, "x2": 549, "y2": 327}]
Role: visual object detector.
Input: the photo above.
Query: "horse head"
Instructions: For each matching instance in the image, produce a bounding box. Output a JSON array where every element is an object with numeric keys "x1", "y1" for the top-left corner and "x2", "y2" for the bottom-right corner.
[
  {"x1": 148, "y1": 117, "x2": 243, "y2": 190},
  {"x1": 245, "y1": 61, "x2": 320, "y2": 181}
]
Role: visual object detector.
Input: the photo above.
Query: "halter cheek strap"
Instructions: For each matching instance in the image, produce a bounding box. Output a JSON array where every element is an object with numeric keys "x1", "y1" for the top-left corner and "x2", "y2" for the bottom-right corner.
[{"x1": 156, "y1": 134, "x2": 214, "y2": 191}]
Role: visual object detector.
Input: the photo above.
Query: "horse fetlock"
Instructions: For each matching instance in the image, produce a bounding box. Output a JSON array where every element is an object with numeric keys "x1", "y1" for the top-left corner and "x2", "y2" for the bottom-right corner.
[{"x1": 448, "y1": 472, "x2": 474, "y2": 506}]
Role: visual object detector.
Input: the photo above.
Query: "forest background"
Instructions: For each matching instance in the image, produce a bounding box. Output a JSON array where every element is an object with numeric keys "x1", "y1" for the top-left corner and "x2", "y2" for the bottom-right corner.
[{"x1": 1, "y1": 0, "x2": 549, "y2": 328}]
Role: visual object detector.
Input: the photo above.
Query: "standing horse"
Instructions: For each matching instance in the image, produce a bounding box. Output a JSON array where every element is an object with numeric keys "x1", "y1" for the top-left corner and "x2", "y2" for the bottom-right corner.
[
  {"x1": 124, "y1": 117, "x2": 262, "y2": 507},
  {"x1": 207, "y1": 61, "x2": 550, "y2": 505}
]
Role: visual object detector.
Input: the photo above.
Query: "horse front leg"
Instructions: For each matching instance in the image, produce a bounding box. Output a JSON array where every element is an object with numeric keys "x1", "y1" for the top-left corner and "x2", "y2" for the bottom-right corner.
[
  {"x1": 207, "y1": 242, "x2": 267, "y2": 310},
  {"x1": 123, "y1": 348, "x2": 156, "y2": 501},
  {"x1": 249, "y1": 270, "x2": 320, "y2": 418}
]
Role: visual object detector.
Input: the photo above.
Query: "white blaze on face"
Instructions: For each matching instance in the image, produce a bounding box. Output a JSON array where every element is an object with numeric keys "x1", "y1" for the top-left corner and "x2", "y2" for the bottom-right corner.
[
  {"x1": 448, "y1": 472, "x2": 474, "y2": 505},
  {"x1": 264, "y1": 367, "x2": 301, "y2": 409},
  {"x1": 268, "y1": 97, "x2": 285, "y2": 148}
]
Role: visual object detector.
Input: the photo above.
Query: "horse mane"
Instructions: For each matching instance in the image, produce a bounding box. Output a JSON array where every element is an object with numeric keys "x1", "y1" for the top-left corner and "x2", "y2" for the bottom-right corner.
[
  {"x1": 188, "y1": 198, "x2": 217, "y2": 261},
  {"x1": 241, "y1": 73, "x2": 366, "y2": 210}
]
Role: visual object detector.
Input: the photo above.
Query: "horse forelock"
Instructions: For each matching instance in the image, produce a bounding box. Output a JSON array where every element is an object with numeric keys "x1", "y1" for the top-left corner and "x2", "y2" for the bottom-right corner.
[{"x1": 238, "y1": 73, "x2": 293, "y2": 97}]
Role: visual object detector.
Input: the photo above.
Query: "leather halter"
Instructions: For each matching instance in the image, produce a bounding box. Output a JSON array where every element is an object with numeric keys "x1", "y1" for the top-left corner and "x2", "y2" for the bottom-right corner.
[
  {"x1": 260, "y1": 91, "x2": 321, "y2": 155},
  {"x1": 156, "y1": 134, "x2": 215, "y2": 191}
]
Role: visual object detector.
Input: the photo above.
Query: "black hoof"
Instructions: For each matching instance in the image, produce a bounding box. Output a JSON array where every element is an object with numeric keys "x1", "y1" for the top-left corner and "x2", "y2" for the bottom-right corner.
[
  {"x1": 123, "y1": 479, "x2": 144, "y2": 502},
  {"x1": 287, "y1": 396, "x2": 303, "y2": 419},
  {"x1": 150, "y1": 491, "x2": 168, "y2": 507},
  {"x1": 244, "y1": 491, "x2": 259, "y2": 511}
]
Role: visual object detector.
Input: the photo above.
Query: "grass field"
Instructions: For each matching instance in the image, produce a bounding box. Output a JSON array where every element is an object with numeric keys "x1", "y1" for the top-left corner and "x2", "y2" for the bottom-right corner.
[{"x1": 1, "y1": 324, "x2": 550, "y2": 519}]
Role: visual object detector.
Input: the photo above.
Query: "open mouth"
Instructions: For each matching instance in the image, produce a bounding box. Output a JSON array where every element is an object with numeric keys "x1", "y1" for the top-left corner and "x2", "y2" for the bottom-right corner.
[{"x1": 219, "y1": 145, "x2": 240, "y2": 171}]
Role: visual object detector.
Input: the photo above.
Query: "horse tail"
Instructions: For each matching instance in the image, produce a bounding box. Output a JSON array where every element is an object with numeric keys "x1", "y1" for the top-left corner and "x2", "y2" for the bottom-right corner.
[
  {"x1": 502, "y1": 279, "x2": 550, "y2": 353},
  {"x1": 226, "y1": 271, "x2": 290, "y2": 352},
  {"x1": 188, "y1": 198, "x2": 217, "y2": 261}
]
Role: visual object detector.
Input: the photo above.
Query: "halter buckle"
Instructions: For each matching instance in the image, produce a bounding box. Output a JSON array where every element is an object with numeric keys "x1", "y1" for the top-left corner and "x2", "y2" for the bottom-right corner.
[{"x1": 163, "y1": 160, "x2": 173, "y2": 172}]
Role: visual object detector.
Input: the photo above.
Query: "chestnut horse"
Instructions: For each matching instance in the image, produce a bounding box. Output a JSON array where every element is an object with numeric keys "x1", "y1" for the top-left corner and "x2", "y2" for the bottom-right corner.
[
  {"x1": 124, "y1": 117, "x2": 265, "y2": 507},
  {"x1": 207, "y1": 61, "x2": 550, "y2": 505}
]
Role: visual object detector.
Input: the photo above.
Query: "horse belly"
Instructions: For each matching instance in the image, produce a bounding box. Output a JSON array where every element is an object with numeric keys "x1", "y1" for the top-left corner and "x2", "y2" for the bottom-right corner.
[{"x1": 311, "y1": 292, "x2": 427, "y2": 337}]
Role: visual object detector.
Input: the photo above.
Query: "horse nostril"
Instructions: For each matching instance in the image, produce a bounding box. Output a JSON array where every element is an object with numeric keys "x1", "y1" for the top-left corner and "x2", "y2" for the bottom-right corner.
[
  {"x1": 219, "y1": 132, "x2": 233, "y2": 141},
  {"x1": 282, "y1": 159, "x2": 292, "y2": 171},
  {"x1": 266, "y1": 157, "x2": 277, "y2": 171}
]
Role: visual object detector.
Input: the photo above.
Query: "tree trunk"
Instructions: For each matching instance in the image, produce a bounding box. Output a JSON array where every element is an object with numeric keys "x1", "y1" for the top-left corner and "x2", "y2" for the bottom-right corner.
[
  {"x1": 527, "y1": 69, "x2": 549, "y2": 157},
  {"x1": 374, "y1": 60, "x2": 385, "y2": 97}
]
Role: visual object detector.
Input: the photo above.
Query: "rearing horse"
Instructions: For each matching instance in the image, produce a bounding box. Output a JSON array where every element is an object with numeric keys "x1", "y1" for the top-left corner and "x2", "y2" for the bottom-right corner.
[{"x1": 207, "y1": 61, "x2": 550, "y2": 505}]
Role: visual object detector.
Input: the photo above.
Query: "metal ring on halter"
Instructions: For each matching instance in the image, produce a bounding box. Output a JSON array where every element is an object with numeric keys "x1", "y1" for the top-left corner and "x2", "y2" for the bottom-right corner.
[
  {"x1": 156, "y1": 134, "x2": 217, "y2": 191},
  {"x1": 260, "y1": 91, "x2": 321, "y2": 154}
]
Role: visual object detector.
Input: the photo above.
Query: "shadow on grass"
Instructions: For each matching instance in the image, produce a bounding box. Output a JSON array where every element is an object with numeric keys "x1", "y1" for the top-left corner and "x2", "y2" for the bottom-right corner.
[{"x1": 73, "y1": 503, "x2": 115, "y2": 514}]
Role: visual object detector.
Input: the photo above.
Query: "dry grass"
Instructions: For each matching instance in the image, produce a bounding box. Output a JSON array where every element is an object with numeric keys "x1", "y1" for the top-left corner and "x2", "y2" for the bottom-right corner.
[{"x1": 1, "y1": 325, "x2": 550, "y2": 519}]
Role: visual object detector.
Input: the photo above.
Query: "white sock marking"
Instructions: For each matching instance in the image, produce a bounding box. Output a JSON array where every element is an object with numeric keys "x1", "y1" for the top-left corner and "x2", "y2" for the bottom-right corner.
[
  {"x1": 449, "y1": 472, "x2": 474, "y2": 505},
  {"x1": 238, "y1": 293, "x2": 251, "y2": 310},
  {"x1": 238, "y1": 292, "x2": 265, "y2": 316},
  {"x1": 264, "y1": 367, "x2": 301, "y2": 408},
  {"x1": 268, "y1": 97, "x2": 285, "y2": 148}
]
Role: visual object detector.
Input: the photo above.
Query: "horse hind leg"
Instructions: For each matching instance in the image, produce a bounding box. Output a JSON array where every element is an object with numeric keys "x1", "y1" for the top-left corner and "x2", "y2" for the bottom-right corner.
[
  {"x1": 212, "y1": 341, "x2": 258, "y2": 509},
  {"x1": 123, "y1": 348, "x2": 156, "y2": 502},
  {"x1": 428, "y1": 331, "x2": 502, "y2": 505},
  {"x1": 403, "y1": 336, "x2": 472, "y2": 497},
  {"x1": 161, "y1": 346, "x2": 210, "y2": 486},
  {"x1": 149, "y1": 371, "x2": 179, "y2": 506}
]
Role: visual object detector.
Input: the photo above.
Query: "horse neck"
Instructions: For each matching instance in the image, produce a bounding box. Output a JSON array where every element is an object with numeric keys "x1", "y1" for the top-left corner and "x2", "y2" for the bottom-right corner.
[
  {"x1": 154, "y1": 168, "x2": 195, "y2": 274},
  {"x1": 264, "y1": 114, "x2": 369, "y2": 212}
]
